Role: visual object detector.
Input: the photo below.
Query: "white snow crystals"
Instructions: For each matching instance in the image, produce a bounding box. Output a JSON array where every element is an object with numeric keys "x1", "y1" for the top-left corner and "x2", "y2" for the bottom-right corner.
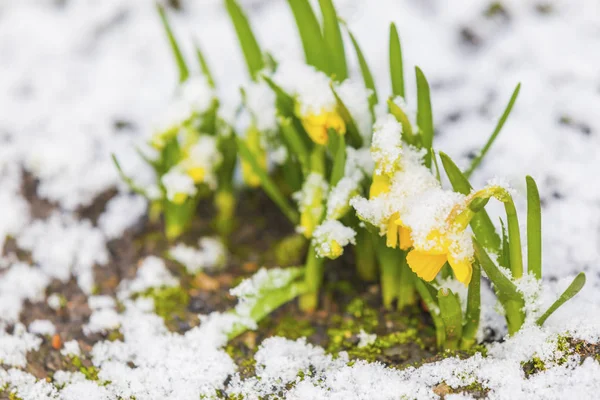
[
  {"x1": 312, "y1": 220, "x2": 356, "y2": 259},
  {"x1": 169, "y1": 237, "x2": 227, "y2": 273},
  {"x1": 161, "y1": 167, "x2": 197, "y2": 204},
  {"x1": 16, "y1": 213, "x2": 108, "y2": 294}
]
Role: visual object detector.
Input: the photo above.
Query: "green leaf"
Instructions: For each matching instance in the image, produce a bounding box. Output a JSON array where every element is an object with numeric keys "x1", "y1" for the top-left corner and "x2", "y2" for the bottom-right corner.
[
  {"x1": 415, "y1": 279, "x2": 445, "y2": 348},
  {"x1": 236, "y1": 137, "x2": 299, "y2": 224},
  {"x1": 157, "y1": 4, "x2": 189, "y2": 83},
  {"x1": 193, "y1": 40, "x2": 215, "y2": 88},
  {"x1": 503, "y1": 196, "x2": 523, "y2": 279},
  {"x1": 499, "y1": 218, "x2": 511, "y2": 270},
  {"x1": 111, "y1": 155, "x2": 149, "y2": 197},
  {"x1": 389, "y1": 23, "x2": 404, "y2": 98},
  {"x1": 163, "y1": 195, "x2": 200, "y2": 240},
  {"x1": 216, "y1": 133, "x2": 237, "y2": 191},
  {"x1": 286, "y1": 0, "x2": 328, "y2": 73},
  {"x1": 415, "y1": 67, "x2": 434, "y2": 167},
  {"x1": 330, "y1": 84, "x2": 363, "y2": 148},
  {"x1": 279, "y1": 117, "x2": 310, "y2": 175},
  {"x1": 439, "y1": 152, "x2": 501, "y2": 254},
  {"x1": 473, "y1": 238, "x2": 522, "y2": 303},
  {"x1": 526, "y1": 175, "x2": 542, "y2": 280},
  {"x1": 329, "y1": 134, "x2": 346, "y2": 187},
  {"x1": 299, "y1": 245, "x2": 326, "y2": 311},
  {"x1": 225, "y1": 0, "x2": 264, "y2": 80},
  {"x1": 431, "y1": 148, "x2": 441, "y2": 182},
  {"x1": 319, "y1": 0, "x2": 347, "y2": 81},
  {"x1": 262, "y1": 75, "x2": 295, "y2": 116},
  {"x1": 461, "y1": 261, "x2": 481, "y2": 350},
  {"x1": 387, "y1": 98, "x2": 418, "y2": 146},
  {"x1": 354, "y1": 229, "x2": 377, "y2": 281},
  {"x1": 345, "y1": 27, "x2": 378, "y2": 115},
  {"x1": 397, "y1": 256, "x2": 416, "y2": 310},
  {"x1": 536, "y1": 272, "x2": 586, "y2": 326},
  {"x1": 375, "y1": 238, "x2": 401, "y2": 309},
  {"x1": 473, "y1": 238, "x2": 525, "y2": 334},
  {"x1": 438, "y1": 288, "x2": 463, "y2": 350},
  {"x1": 465, "y1": 83, "x2": 520, "y2": 177}
]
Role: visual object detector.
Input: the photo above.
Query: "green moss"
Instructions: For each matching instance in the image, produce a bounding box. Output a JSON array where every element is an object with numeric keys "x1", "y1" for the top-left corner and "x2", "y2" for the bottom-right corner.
[
  {"x1": 71, "y1": 356, "x2": 101, "y2": 381},
  {"x1": 522, "y1": 356, "x2": 546, "y2": 378},
  {"x1": 273, "y1": 315, "x2": 315, "y2": 340},
  {"x1": 138, "y1": 285, "x2": 189, "y2": 323},
  {"x1": 348, "y1": 329, "x2": 423, "y2": 363},
  {"x1": 326, "y1": 299, "x2": 379, "y2": 354},
  {"x1": 107, "y1": 329, "x2": 124, "y2": 342},
  {"x1": 272, "y1": 234, "x2": 307, "y2": 266}
]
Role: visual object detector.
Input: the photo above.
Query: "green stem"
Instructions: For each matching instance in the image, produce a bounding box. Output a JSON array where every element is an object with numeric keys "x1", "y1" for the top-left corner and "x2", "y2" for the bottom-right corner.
[
  {"x1": 504, "y1": 198, "x2": 523, "y2": 279},
  {"x1": 461, "y1": 261, "x2": 481, "y2": 350},
  {"x1": 299, "y1": 246, "x2": 325, "y2": 311},
  {"x1": 354, "y1": 230, "x2": 377, "y2": 282},
  {"x1": 438, "y1": 289, "x2": 463, "y2": 350},
  {"x1": 376, "y1": 239, "x2": 400, "y2": 309},
  {"x1": 397, "y1": 255, "x2": 416, "y2": 310},
  {"x1": 415, "y1": 280, "x2": 445, "y2": 349}
]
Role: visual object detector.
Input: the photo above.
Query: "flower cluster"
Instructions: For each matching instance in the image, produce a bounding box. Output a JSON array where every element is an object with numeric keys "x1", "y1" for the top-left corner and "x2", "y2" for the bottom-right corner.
[{"x1": 115, "y1": 1, "x2": 586, "y2": 351}]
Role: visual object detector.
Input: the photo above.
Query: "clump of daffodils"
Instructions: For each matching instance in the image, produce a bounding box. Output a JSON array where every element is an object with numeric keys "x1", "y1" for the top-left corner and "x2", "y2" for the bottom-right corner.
[
  {"x1": 133, "y1": 73, "x2": 229, "y2": 239},
  {"x1": 352, "y1": 114, "x2": 474, "y2": 284}
]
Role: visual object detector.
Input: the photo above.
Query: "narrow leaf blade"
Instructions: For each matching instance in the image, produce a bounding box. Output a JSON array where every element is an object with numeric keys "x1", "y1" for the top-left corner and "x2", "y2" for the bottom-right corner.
[
  {"x1": 465, "y1": 83, "x2": 520, "y2": 177},
  {"x1": 536, "y1": 273, "x2": 586, "y2": 326},
  {"x1": 473, "y1": 238, "x2": 522, "y2": 304},
  {"x1": 331, "y1": 85, "x2": 363, "y2": 148},
  {"x1": 526, "y1": 175, "x2": 542, "y2": 280},
  {"x1": 415, "y1": 66, "x2": 434, "y2": 167},
  {"x1": 225, "y1": 0, "x2": 264, "y2": 80},
  {"x1": 157, "y1": 4, "x2": 189, "y2": 83},
  {"x1": 346, "y1": 27, "x2": 378, "y2": 112},
  {"x1": 194, "y1": 41, "x2": 215, "y2": 88},
  {"x1": 286, "y1": 0, "x2": 328, "y2": 73},
  {"x1": 389, "y1": 23, "x2": 404, "y2": 98},
  {"x1": 236, "y1": 138, "x2": 299, "y2": 224},
  {"x1": 319, "y1": 0, "x2": 347, "y2": 80},
  {"x1": 330, "y1": 134, "x2": 346, "y2": 187}
]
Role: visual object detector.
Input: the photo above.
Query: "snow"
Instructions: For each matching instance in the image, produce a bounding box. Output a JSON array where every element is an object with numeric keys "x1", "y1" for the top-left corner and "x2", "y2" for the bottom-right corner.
[
  {"x1": 0, "y1": 0, "x2": 599, "y2": 399},
  {"x1": 28, "y1": 319, "x2": 56, "y2": 336},
  {"x1": 117, "y1": 256, "x2": 179, "y2": 299},
  {"x1": 312, "y1": 220, "x2": 357, "y2": 259},
  {"x1": 161, "y1": 167, "x2": 197, "y2": 202},
  {"x1": 16, "y1": 212, "x2": 109, "y2": 294},
  {"x1": 169, "y1": 236, "x2": 227, "y2": 273},
  {"x1": 0, "y1": 324, "x2": 41, "y2": 368},
  {"x1": 98, "y1": 194, "x2": 147, "y2": 239},
  {"x1": 61, "y1": 340, "x2": 81, "y2": 358}
]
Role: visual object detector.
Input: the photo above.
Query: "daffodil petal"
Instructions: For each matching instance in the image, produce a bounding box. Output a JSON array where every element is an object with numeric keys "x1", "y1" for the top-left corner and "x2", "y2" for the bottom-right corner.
[
  {"x1": 399, "y1": 226, "x2": 413, "y2": 250},
  {"x1": 406, "y1": 250, "x2": 447, "y2": 282},
  {"x1": 448, "y1": 255, "x2": 473, "y2": 285}
]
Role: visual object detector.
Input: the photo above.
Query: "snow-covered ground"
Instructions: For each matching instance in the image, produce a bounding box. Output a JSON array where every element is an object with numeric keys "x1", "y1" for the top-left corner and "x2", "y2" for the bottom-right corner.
[{"x1": 1, "y1": 0, "x2": 600, "y2": 398}]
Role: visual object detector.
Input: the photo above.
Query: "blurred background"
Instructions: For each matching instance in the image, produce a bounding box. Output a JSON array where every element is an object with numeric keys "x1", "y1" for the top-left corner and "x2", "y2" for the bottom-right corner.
[{"x1": 0, "y1": 0, "x2": 598, "y2": 283}]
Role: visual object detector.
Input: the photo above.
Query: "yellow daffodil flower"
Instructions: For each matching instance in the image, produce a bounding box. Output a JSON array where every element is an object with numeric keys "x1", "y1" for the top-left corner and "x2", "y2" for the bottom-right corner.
[
  {"x1": 300, "y1": 110, "x2": 346, "y2": 145},
  {"x1": 171, "y1": 192, "x2": 189, "y2": 205},
  {"x1": 241, "y1": 125, "x2": 266, "y2": 188},
  {"x1": 406, "y1": 228, "x2": 473, "y2": 285},
  {"x1": 186, "y1": 166, "x2": 205, "y2": 184},
  {"x1": 369, "y1": 173, "x2": 391, "y2": 199}
]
